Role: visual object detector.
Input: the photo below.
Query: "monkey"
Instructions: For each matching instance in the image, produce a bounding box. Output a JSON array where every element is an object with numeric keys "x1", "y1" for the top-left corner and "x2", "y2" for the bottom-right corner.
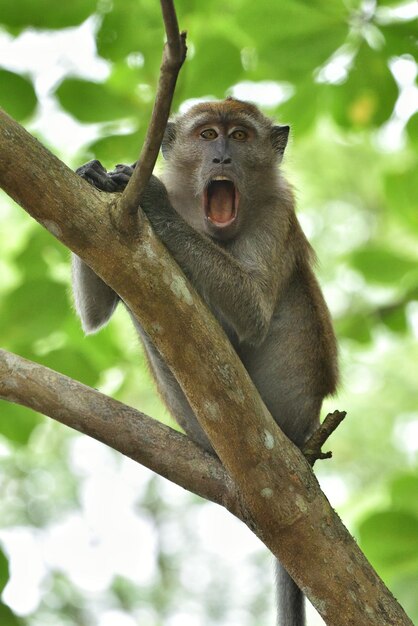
[{"x1": 71, "y1": 97, "x2": 338, "y2": 626}]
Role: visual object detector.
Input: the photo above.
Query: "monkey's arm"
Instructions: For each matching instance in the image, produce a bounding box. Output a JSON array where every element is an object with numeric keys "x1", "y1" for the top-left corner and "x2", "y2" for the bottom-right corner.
[
  {"x1": 141, "y1": 178, "x2": 287, "y2": 346},
  {"x1": 74, "y1": 161, "x2": 290, "y2": 345},
  {"x1": 71, "y1": 161, "x2": 129, "y2": 333},
  {"x1": 76, "y1": 160, "x2": 133, "y2": 191}
]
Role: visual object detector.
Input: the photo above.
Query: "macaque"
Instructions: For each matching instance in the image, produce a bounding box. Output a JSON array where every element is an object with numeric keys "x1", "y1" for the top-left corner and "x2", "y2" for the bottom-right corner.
[{"x1": 72, "y1": 97, "x2": 338, "y2": 626}]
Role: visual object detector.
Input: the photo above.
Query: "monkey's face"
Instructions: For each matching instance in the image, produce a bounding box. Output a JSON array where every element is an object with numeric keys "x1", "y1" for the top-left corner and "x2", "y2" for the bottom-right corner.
[
  {"x1": 195, "y1": 123, "x2": 249, "y2": 241},
  {"x1": 162, "y1": 99, "x2": 289, "y2": 241}
]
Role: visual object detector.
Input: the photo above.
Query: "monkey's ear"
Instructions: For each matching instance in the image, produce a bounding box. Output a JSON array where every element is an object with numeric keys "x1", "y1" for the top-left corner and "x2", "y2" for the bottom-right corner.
[
  {"x1": 161, "y1": 121, "x2": 176, "y2": 159},
  {"x1": 270, "y1": 125, "x2": 290, "y2": 156}
]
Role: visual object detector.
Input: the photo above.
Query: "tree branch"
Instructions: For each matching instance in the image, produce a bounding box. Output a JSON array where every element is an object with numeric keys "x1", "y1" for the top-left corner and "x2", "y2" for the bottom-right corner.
[
  {"x1": 0, "y1": 107, "x2": 412, "y2": 626},
  {"x1": 116, "y1": 0, "x2": 187, "y2": 227},
  {"x1": 0, "y1": 348, "x2": 243, "y2": 519},
  {"x1": 303, "y1": 410, "x2": 347, "y2": 466}
]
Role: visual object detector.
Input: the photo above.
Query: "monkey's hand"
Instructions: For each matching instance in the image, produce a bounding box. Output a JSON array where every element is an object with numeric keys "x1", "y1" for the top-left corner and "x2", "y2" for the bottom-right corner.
[
  {"x1": 77, "y1": 161, "x2": 171, "y2": 224},
  {"x1": 76, "y1": 160, "x2": 135, "y2": 193}
]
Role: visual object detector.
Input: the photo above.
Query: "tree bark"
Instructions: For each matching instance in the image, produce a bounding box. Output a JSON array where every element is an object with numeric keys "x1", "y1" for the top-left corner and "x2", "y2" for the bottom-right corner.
[
  {"x1": 0, "y1": 349, "x2": 243, "y2": 517},
  {"x1": 0, "y1": 108, "x2": 413, "y2": 626}
]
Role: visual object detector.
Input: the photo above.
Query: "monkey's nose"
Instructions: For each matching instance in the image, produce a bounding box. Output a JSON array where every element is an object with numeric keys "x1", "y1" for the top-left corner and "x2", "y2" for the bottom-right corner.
[{"x1": 212, "y1": 156, "x2": 232, "y2": 164}]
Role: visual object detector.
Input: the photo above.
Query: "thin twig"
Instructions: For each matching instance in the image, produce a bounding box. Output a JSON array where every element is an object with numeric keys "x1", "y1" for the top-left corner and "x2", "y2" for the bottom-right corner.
[
  {"x1": 302, "y1": 410, "x2": 347, "y2": 466},
  {"x1": 116, "y1": 0, "x2": 187, "y2": 229},
  {"x1": 160, "y1": 0, "x2": 183, "y2": 52}
]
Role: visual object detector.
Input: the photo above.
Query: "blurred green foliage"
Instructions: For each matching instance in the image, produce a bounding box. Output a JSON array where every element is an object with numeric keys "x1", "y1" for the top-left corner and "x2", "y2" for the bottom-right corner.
[
  {"x1": 0, "y1": 70, "x2": 36, "y2": 121},
  {"x1": 0, "y1": 548, "x2": 20, "y2": 625},
  {"x1": 0, "y1": 0, "x2": 417, "y2": 624}
]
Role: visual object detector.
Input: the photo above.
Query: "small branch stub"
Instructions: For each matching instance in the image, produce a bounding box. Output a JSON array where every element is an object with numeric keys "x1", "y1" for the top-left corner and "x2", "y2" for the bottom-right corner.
[{"x1": 302, "y1": 410, "x2": 347, "y2": 466}]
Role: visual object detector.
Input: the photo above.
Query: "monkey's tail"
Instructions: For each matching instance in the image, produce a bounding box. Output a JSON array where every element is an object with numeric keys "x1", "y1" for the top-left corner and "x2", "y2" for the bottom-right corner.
[{"x1": 275, "y1": 560, "x2": 306, "y2": 626}]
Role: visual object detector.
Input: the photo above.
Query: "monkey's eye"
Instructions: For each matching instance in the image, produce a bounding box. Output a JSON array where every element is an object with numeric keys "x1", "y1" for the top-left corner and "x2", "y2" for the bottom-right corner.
[
  {"x1": 200, "y1": 128, "x2": 218, "y2": 140},
  {"x1": 230, "y1": 129, "x2": 248, "y2": 141}
]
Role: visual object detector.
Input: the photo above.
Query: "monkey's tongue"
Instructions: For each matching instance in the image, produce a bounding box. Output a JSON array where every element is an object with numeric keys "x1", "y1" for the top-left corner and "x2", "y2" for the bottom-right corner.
[{"x1": 206, "y1": 180, "x2": 236, "y2": 225}]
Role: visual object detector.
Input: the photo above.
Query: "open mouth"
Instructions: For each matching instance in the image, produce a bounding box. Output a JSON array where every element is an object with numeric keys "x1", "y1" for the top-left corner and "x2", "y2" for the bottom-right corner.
[{"x1": 203, "y1": 177, "x2": 239, "y2": 227}]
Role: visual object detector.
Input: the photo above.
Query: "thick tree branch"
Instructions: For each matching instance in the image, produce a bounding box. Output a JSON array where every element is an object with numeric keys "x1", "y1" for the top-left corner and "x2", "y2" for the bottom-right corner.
[
  {"x1": 0, "y1": 107, "x2": 412, "y2": 626},
  {"x1": 0, "y1": 348, "x2": 243, "y2": 518},
  {"x1": 116, "y1": 0, "x2": 187, "y2": 226}
]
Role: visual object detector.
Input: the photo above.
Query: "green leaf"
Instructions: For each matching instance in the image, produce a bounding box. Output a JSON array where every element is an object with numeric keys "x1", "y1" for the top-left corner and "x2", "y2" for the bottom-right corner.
[
  {"x1": 379, "y1": 305, "x2": 408, "y2": 334},
  {"x1": 330, "y1": 45, "x2": 398, "y2": 128},
  {"x1": 55, "y1": 78, "x2": 140, "y2": 123},
  {"x1": 350, "y1": 245, "x2": 417, "y2": 285},
  {"x1": 0, "y1": 279, "x2": 70, "y2": 348},
  {"x1": 406, "y1": 112, "x2": 418, "y2": 148},
  {"x1": 0, "y1": 603, "x2": 20, "y2": 626},
  {"x1": 96, "y1": 0, "x2": 161, "y2": 66},
  {"x1": 0, "y1": 0, "x2": 97, "y2": 30},
  {"x1": 62, "y1": 314, "x2": 125, "y2": 372},
  {"x1": 0, "y1": 70, "x2": 37, "y2": 121},
  {"x1": 261, "y1": 24, "x2": 347, "y2": 82},
  {"x1": 107, "y1": 60, "x2": 150, "y2": 94},
  {"x1": 277, "y1": 82, "x2": 326, "y2": 135},
  {"x1": 237, "y1": 0, "x2": 348, "y2": 82},
  {"x1": 185, "y1": 36, "x2": 243, "y2": 97},
  {"x1": 336, "y1": 312, "x2": 373, "y2": 344},
  {"x1": 359, "y1": 511, "x2": 418, "y2": 571},
  {"x1": 36, "y1": 348, "x2": 100, "y2": 388},
  {"x1": 391, "y1": 474, "x2": 418, "y2": 516},
  {"x1": 237, "y1": 0, "x2": 347, "y2": 41},
  {"x1": 380, "y1": 19, "x2": 418, "y2": 58},
  {"x1": 13, "y1": 229, "x2": 67, "y2": 280},
  {"x1": 85, "y1": 129, "x2": 145, "y2": 166},
  {"x1": 385, "y1": 167, "x2": 418, "y2": 232},
  {"x1": 0, "y1": 400, "x2": 43, "y2": 446},
  {"x1": 0, "y1": 548, "x2": 9, "y2": 593}
]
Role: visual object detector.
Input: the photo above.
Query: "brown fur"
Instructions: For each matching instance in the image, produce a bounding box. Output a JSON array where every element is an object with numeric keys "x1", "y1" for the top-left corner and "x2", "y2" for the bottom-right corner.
[{"x1": 181, "y1": 97, "x2": 267, "y2": 125}]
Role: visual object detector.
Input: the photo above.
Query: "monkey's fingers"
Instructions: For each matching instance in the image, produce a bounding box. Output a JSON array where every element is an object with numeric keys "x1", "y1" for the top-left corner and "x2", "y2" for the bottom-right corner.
[
  {"x1": 110, "y1": 164, "x2": 135, "y2": 176},
  {"x1": 108, "y1": 165, "x2": 134, "y2": 192},
  {"x1": 109, "y1": 164, "x2": 134, "y2": 184},
  {"x1": 76, "y1": 159, "x2": 106, "y2": 175},
  {"x1": 108, "y1": 173, "x2": 131, "y2": 191},
  {"x1": 76, "y1": 160, "x2": 119, "y2": 192}
]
